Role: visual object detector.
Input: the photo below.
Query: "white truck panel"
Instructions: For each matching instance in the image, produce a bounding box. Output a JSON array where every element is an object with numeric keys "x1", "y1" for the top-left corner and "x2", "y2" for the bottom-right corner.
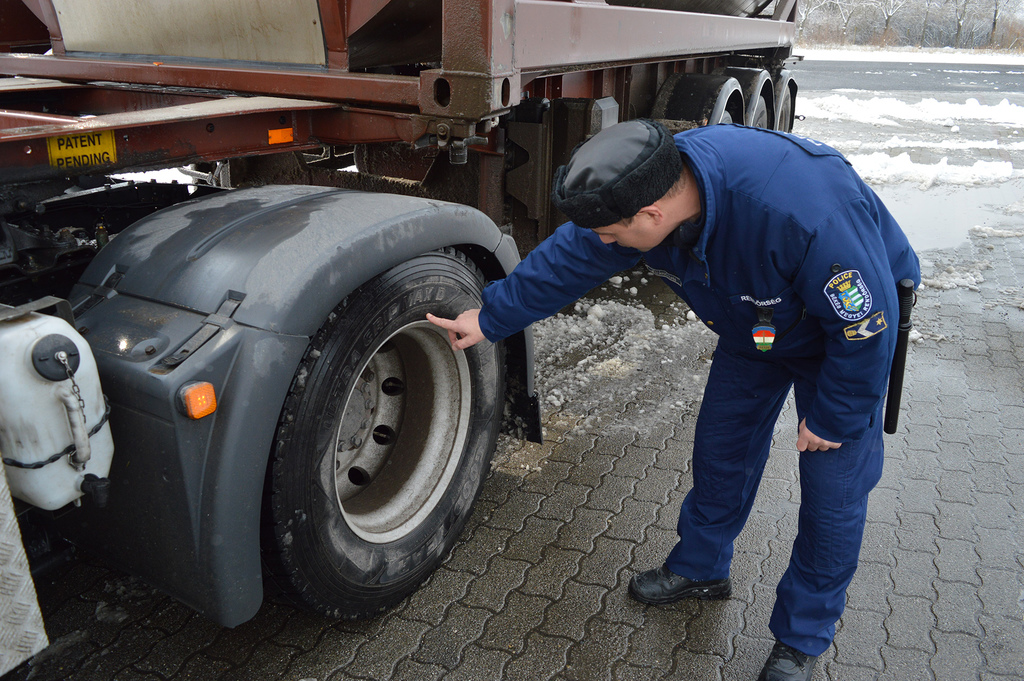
[{"x1": 53, "y1": 0, "x2": 327, "y2": 65}]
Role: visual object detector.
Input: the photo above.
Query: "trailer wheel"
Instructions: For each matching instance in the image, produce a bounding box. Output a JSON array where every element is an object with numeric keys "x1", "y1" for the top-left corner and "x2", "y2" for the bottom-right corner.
[
  {"x1": 262, "y1": 248, "x2": 502, "y2": 619},
  {"x1": 652, "y1": 73, "x2": 744, "y2": 127},
  {"x1": 750, "y1": 95, "x2": 770, "y2": 128},
  {"x1": 777, "y1": 87, "x2": 795, "y2": 133}
]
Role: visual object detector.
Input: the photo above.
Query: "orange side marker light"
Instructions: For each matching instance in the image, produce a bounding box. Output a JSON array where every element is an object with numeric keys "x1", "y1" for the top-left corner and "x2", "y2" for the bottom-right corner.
[
  {"x1": 178, "y1": 382, "x2": 217, "y2": 419},
  {"x1": 268, "y1": 128, "x2": 294, "y2": 144}
]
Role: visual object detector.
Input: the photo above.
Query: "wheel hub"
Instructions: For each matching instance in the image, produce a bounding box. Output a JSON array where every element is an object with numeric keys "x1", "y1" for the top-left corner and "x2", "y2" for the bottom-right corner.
[{"x1": 332, "y1": 322, "x2": 472, "y2": 543}]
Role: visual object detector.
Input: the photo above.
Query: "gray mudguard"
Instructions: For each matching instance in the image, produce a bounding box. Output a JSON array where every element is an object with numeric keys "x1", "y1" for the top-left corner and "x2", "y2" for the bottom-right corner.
[
  {"x1": 78, "y1": 185, "x2": 514, "y2": 336},
  {"x1": 65, "y1": 185, "x2": 534, "y2": 626}
]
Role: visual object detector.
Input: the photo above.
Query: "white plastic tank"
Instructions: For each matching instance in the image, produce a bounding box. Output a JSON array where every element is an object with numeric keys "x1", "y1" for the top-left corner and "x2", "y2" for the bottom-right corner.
[{"x1": 0, "y1": 307, "x2": 114, "y2": 510}]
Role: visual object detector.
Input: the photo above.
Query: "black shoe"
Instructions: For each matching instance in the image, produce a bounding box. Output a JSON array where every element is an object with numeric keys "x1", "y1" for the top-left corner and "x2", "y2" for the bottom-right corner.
[
  {"x1": 757, "y1": 641, "x2": 817, "y2": 681},
  {"x1": 627, "y1": 564, "x2": 732, "y2": 605}
]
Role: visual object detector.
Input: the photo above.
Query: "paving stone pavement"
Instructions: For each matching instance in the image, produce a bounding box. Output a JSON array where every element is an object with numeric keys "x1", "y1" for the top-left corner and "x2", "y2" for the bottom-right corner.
[{"x1": 5, "y1": 232, "x2": 1024, "y2": 681}]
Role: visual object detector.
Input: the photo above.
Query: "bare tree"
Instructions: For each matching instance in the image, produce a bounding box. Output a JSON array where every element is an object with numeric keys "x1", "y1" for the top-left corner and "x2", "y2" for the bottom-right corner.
[
  {"x1": 917, "y1": 0, "x2": 943, "y2": 45},
  {"x1": 798, "y1": 0, "x2": 835, "y2": 38},
  {"x1": 989, "y1": 0, "x2": 1001, "y2": 43},
  {"x1": 987, "y1": 0, "x2": 1023, "y2": 44},
  {"x1": 870, "y1": 0, "x2": 913, "y2": 40},
  {"x1": 948, "y1": 0, "x2": 969, "y2": 47},
  {"x1": 831, "y1": 0, "x2": 868, "y2": 42},
  {"x1": 797, "y1": 0, "x2": 1024, "y2": 48}
]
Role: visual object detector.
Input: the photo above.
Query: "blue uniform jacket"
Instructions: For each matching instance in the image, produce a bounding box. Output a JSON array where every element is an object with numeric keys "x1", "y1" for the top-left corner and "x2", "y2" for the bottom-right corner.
[{"x1": 478, "y1": 125, "x2": 921, "y2": 444}]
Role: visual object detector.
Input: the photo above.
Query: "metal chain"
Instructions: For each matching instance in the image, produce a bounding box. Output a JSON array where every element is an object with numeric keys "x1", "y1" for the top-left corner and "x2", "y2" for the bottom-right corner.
[{"x1": 56, "y1": 351, "x2": 86, "y2": 414}]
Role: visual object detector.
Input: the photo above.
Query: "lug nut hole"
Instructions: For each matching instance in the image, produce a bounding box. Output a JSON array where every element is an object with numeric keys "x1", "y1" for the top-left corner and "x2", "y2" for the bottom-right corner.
[
  {"x1": 372, "y1": 425, "x2": 395, "y2": 445},
  {"x1": 382, "y1": 377, "x2": 405, "y2": 396},
  {"x1": 348, "y1": 466, "x2": 371, "y2": 486}
]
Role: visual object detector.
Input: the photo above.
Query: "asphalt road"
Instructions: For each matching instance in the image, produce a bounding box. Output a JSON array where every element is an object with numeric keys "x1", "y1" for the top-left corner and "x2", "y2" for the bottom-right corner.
[{"x1": 794, "y1": 57, "x2": 1024, "y2": 103}]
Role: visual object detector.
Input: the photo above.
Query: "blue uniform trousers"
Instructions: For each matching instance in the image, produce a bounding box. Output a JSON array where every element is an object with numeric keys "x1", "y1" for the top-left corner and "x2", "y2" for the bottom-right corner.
[{"x1": 666, "y1": 347, "x2": 885, "y2": 656}]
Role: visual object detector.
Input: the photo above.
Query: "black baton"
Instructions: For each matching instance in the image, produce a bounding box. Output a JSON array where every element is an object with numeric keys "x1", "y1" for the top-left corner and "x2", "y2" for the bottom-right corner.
[{"x1": 883, "y1": 279, "x2": 916, "y2": 434}]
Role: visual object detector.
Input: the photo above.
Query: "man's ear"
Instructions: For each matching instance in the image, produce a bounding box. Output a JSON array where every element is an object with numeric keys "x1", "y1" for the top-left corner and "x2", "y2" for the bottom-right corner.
[{"x1": 637, "y1": 203, "x2": 665, "y2": 224}]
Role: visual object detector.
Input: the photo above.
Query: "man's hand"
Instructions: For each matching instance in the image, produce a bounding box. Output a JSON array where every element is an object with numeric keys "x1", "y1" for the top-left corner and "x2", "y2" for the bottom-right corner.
[
  {"x1": 426, "y1": 309, "x2": 485, "y2": 351},
  {"x1": 797, "y1": 418, "x2": 842, "y2": 452}
]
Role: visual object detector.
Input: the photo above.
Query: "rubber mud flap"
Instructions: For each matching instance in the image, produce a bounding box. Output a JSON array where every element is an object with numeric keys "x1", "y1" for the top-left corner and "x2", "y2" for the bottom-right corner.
[{"x1": 261, "y1": 248, "x2": 503, "y2": 619}]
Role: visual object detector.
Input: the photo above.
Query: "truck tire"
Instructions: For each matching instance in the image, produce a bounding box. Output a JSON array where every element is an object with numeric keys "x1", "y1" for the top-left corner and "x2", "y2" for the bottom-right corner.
[
  {"x1": 774, "y1": 70, "x2": 797, "y2": 133},
  {"x1": 261, "y1": 248, "x2": 503, "y2": 619},
  {"x1": 776, "y1": 86, "x2": 794, "y2": 133},
  {"x1": 750, "y1": 95, "x2": 769, "y2": 128},
  {"x1": 652, "y1": 73, "x2": 744, "y2": 127}
]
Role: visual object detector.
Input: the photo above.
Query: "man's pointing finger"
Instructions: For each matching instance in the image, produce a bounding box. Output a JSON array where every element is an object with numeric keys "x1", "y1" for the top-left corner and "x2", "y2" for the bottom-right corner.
[
  {"x1": 426, "y1": 310, "x2": 484, "y2": 352},
  {"x1": 426, "y1": 313, "x2": 462, "y2": 349},
  {"x1": 425, "y1": 312, "x2": 451, "y2": 328}
]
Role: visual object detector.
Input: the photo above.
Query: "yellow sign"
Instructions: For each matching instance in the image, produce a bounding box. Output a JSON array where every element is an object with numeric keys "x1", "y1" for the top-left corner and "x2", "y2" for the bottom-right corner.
[{"x1": 46, "y1": 131, "x2": 118, "y2": 170}]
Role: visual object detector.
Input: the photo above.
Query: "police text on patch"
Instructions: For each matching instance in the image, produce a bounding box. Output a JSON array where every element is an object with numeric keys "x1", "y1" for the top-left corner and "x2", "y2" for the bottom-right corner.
[{"x1": 824, "y1": 269, "x2": 872, "y2": 321}]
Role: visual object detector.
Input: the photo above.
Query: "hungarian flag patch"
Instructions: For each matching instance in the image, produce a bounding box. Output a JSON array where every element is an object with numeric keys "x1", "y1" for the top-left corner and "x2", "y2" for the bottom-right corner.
[{"x1": 752, "y1": 324, "x2": 776, "y2": 352}]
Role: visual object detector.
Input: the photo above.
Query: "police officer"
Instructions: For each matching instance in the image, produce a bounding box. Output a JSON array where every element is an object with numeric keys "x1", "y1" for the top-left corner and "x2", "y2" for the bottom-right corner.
[{"x1": 427, "y1": 119, "x2": 920, "y2": 681}]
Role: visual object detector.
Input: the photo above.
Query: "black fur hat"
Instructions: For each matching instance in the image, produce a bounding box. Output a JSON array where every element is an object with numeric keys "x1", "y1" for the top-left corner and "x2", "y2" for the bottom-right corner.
[{"x1": 551, "y1": 119, "x2": 682, "y2": 229}]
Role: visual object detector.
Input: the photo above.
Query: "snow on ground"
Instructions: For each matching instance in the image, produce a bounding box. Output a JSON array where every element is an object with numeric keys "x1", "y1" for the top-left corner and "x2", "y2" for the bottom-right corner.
[
  {"x1": 800, "y1": 94, "x2": 1024, "y2": 128},
  {"x1": 797, "y1": 51, "x2": 1024, "y2": 191},
  {"x1": 830, "y1": 135, "x2": 1024, "y2": 153},
  {"x1": 917, "y1": 255, "x2": 990, "y2": 291},
  {"x1": 972, "y1": 224, "x2": 1024, "y2": 237},
  {"x1": 848, "y1": 154, "x2": 1015, "y2": 188},
  {"x1": 799, "y1": 47, "x2": 1024, "y2": 66},
  {"x1": 492, "y1": 272, "x2": 718, "y2": 469},
  {"x1": 531, "y1": 282, "x2": 710, "y2": 410},
  {"x1": 800, "y1": 95, "x2": 1023, "y2": 185}
]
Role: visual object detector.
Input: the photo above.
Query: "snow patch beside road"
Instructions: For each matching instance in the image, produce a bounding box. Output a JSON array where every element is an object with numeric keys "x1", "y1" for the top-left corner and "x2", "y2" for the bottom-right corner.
[
  {"x1": 919, "y1": 260, "x2": 989, "y2": 290},
  {"x1": 971, "y1": 225, "x2": 1024, "y2": 238},
  {"x1": 849, "y1": 153, "x2": 1015, "y2": 188},
  {"x1": 531, "y1": 296, "x2": 712, "y2": 414},
  {"x1": 833, "y1": 135, "x2": 1024, "y2": 153},
  {"x1": 800, "y1": 95, "x2": 1024, "y2": 127},
  {"x1": 799, "y1": 47, "x2": 1024, "y2": 66}
]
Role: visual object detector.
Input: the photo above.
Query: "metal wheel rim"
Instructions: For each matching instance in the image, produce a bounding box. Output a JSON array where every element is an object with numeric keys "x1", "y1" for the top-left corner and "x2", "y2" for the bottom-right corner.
[{"x1": 333, "y1": 321, "x2": 472, "y2": 544}]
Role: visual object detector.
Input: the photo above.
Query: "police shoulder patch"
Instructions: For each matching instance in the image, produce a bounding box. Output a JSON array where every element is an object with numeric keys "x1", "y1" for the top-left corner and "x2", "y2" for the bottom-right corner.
[
  {"x1": 824, "y1": 269, "x2": 872, "y2": 321},
  {"x1": 843, "y1": 311, "x2": 887, "y2": 341}
]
